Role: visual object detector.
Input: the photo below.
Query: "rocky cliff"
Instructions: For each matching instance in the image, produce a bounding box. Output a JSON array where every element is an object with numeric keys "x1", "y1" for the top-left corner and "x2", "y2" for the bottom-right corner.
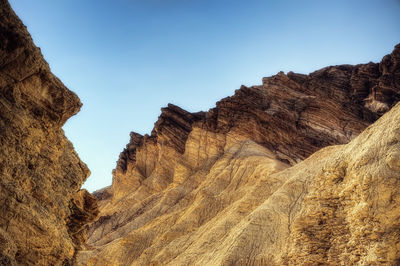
[
  {"x1": 78, "y1": 44, "x2": 400, "y2": 265},
  {"x1": 0, "y1": 1, "x2": 97, "y2": 265}
]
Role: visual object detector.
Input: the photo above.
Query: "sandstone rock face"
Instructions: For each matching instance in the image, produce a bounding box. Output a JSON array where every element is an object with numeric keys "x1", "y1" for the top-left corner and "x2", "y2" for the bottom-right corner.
[
  {"x1": 0, "y1": 1, "x2": 97, "y2": 265},
  {"x1": 78, "y1": 45, "x2": 400, "y2": 265}
]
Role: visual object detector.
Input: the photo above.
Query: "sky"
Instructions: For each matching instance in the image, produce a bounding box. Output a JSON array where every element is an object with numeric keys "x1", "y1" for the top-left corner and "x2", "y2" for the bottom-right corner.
[{"x1": 9, "y1": 0, "x2": 400, "y2": 192}]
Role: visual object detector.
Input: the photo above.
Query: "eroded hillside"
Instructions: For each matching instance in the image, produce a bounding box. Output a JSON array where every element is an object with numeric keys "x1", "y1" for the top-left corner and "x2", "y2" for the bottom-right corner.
[
  {"x1": 0, "y1": 1, "x2": 97, "y2": 265},
  {"x1": 77, "y1": 45, "x2": 400, "y2": 265}
]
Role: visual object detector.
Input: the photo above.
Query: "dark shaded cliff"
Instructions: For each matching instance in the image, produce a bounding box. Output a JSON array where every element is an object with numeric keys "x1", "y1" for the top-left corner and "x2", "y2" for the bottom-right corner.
[{"x1": 0, "y1": 1, "x2": 97, "y2": 265}]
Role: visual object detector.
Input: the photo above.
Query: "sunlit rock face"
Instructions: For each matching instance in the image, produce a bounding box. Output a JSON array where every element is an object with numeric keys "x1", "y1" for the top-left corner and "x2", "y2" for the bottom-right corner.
[
  {"x1": 78, "y1": 44, "x2": 400, "y2": 265},
  {"x1": 0, "y1": 1, "x2": 98, "y2": 265}
]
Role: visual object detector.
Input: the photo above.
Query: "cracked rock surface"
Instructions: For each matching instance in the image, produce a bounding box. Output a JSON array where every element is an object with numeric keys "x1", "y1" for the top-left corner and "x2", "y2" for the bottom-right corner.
[{"x1": 0, "y1": 1, "x2": 98, "y2": 265}]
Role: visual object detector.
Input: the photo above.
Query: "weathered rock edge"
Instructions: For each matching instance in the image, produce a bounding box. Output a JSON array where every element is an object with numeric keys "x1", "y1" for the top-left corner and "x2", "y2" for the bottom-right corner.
[
  {"x1": 0, "y1": 1, "x2": 98, "y2": 265},
  {"x1": 114, "y1": 43, "x2": 400, "y2": 188}
]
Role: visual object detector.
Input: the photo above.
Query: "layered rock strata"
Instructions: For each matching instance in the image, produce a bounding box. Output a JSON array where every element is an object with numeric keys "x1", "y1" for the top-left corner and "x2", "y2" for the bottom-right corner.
[
  {"x1": 0, "y1": 1, "x2": 97, "y2": 265},
  {"x1": 78, "y1": 45, "x2": 400, "y2": 265}
]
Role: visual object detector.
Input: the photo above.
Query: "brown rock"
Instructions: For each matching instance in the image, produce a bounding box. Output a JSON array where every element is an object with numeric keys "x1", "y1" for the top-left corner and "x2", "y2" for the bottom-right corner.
[
  {"x1": 78, "y1": 45, "x2": 400, "y2": 265},
  {"x1": 0, "y1": 1, "x2": 97, "y2": 265}
]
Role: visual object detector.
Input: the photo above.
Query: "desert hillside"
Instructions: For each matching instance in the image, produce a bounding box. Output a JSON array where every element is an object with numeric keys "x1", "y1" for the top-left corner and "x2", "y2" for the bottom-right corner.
[
  {"x1": 1, "y1": 0, "x2": 399, "y2": 265},
  {"x1": 77, "y1": 44, "x2": 400, "y2": 265}
]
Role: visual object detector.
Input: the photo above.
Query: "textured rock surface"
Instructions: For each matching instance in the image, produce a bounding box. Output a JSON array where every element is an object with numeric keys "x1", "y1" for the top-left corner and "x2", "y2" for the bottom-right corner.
[
  {"x1": 78, "y1": 45, "x2": 400, "y2": 265},
  {"x1": 0, "y1": 1, "x2": 97, "y2": 265}
]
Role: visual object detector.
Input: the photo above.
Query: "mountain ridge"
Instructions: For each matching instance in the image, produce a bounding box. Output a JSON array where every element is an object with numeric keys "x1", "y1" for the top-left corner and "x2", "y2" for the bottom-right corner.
[{"x1": 78, "y1": 44, "x2": 400, "y2": 265}]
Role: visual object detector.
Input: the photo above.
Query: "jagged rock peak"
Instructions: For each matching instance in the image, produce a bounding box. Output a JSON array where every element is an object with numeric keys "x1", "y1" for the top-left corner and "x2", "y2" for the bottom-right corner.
[
  {"x1": 115, "y1": 103, "x2": 205, "y2": 174},
  {"x1": 79, "y1": 44, "x2": 400, "y2": 265},
  {"x1": 115, "y1": 43, "x2": 399, "y2": 175},
  {"x1": 0, "y1": 1, "x2": 98, "y2": 264},
  {"x1": 151, "y1": 103, "x2": 205, "y2": 154}
]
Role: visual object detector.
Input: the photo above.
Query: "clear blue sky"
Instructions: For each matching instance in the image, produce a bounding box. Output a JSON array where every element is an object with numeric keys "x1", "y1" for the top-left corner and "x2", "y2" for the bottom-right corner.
[{"x1": 9, "y1": 0, "x2": 400, "y2": 192}]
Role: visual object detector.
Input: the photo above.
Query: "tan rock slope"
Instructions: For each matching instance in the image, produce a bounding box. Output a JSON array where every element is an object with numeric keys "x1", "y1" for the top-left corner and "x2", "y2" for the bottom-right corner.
[
  {"x1": 0, "y1": 1, "x2": 97, "y2": 265},
  {"x1": 78, "y1": 44, "x2": 400, "y2": 265}
]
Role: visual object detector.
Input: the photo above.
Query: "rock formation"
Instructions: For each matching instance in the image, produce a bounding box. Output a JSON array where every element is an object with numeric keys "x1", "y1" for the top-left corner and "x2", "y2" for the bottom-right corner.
[
  {"x1": 0, "y1": 1, "x2": 97, "y2": 265},
  {"x1": 77, "y1": 44, "x2": 400, "y2": 265},
  {"x1": 1, "y1": 0, "x2": 399, "y2": 264}
]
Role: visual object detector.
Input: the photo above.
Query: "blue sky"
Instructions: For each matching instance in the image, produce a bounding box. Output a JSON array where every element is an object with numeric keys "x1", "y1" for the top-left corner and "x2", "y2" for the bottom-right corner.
[{"x1": 9, "y1": 0, "x2": 400, "y2": 192}]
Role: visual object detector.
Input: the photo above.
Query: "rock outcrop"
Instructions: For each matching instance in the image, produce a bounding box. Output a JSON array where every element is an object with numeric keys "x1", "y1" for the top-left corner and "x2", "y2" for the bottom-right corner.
[
  {"x1": 78, "y1": 44, "x2": 400, "y2": 265},
  {"x1": 0, "y1": 1, "x2": 97, "y2": 265}
]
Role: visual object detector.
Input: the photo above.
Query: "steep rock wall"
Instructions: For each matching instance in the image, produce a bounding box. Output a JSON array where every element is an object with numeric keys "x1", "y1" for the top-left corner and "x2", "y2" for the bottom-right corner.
[{"x1": 0, "y1": 1, "x2": 97, "y2": 265}]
